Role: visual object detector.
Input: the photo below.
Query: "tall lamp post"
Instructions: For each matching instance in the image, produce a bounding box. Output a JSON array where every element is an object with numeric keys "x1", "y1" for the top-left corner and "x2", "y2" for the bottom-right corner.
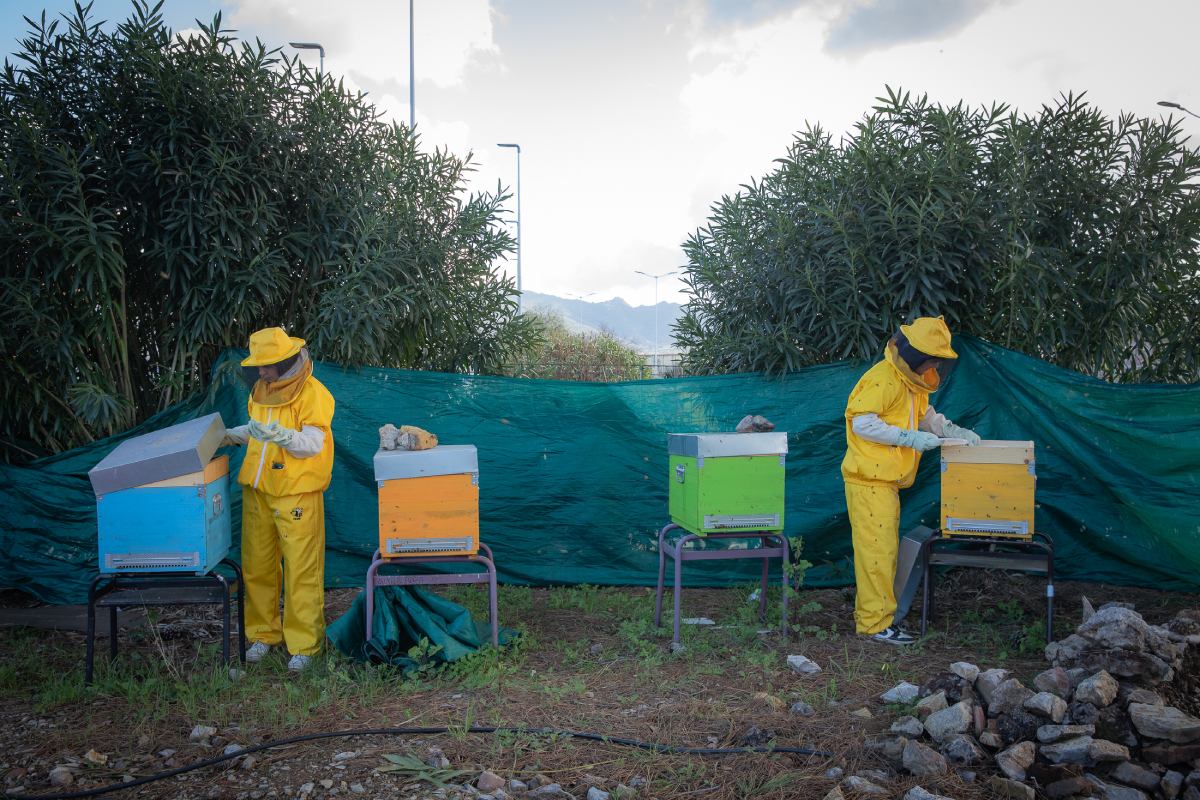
[
  {"x1": 497, "y1": 143, "x2": 522, "y2": 311},
  {"x1": 409, "y1": 0, "x2": 415, "y2": 127},
  {"x1": 1157, "y1": 100, "x2": 1200, "y2": 120},
  {"x1": 288, "y1": 41, "x2": 325, "y2": 72},
  {"x1": 635, "y1": 270, "x2": 676, "y2": 376},
  {"x1": 567, "y1": 291, "x2": 596, "y2": 329}
]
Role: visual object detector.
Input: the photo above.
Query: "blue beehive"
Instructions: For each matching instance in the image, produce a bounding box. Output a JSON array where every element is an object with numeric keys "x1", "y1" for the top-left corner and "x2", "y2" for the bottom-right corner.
[{"x1": 89, "y1": 414, "x2": 231, "y2": 574}]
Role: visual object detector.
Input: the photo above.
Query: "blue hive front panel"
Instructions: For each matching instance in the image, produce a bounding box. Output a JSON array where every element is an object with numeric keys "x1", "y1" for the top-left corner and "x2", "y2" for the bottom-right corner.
[{"x1": 96, "y1": 472, "x2": 231, "y2": 574}]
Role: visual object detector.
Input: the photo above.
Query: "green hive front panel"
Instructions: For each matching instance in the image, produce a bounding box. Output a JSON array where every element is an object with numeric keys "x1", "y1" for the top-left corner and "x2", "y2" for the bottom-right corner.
[{"x1": 667, "y1": 432, "x2": 788, "y2": 535}]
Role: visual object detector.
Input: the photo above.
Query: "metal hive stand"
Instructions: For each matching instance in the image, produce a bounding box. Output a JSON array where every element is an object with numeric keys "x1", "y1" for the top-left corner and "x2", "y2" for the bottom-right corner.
[
  {"x1": 654, "y1": 523, "x2": 790, "y2": 648},
  {"x1": 918, "y1": 531, "x2": 1055, "y2": 644},
  {"x1": 85, "y1": 557, "x2": 245, "y2": 684},
  {"x1": 364, "y1": 543, "x2": 499, "y2": 646}
]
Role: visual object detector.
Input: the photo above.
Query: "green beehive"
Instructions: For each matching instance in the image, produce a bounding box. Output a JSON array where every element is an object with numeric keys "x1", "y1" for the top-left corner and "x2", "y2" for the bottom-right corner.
[{"x1": 667, "y1": 432, "x2": 788, "y2": 536}]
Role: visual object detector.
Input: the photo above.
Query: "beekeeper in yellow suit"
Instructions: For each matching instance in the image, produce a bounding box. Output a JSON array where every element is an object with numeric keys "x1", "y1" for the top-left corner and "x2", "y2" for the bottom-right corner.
[
  {"x1": 222, "y1": 328, "x2": 335, "y2": 671},
  {"x1": 842, "y1": 317, "x2": 980, "y2": 645}
]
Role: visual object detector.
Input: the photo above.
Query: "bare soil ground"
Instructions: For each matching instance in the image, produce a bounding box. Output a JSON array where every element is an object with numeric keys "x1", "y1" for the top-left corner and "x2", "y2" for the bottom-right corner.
[{"x1": 1, "y1": 572, "x2": 1195, "y2": 800}]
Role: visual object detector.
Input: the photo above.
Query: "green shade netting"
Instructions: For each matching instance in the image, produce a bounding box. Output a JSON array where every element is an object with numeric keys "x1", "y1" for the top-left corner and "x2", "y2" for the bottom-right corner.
[
  {"x1": 2, "y1": 336, "x2": 1197, "y2": 605},
  {"x1": 326, "y1": 585, "x2": 516, "y2": 670}
]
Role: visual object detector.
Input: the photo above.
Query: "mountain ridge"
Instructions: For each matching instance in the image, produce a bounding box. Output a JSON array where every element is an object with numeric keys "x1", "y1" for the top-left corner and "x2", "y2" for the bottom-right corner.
[{"x1": 522, "y1": 289, "x2": 682, "y2": 353}]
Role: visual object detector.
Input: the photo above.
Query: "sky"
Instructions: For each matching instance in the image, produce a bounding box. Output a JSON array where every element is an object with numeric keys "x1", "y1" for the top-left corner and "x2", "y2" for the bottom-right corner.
[{"x1": 3, "y1": 0, "x2": 1198, "y2": 307}]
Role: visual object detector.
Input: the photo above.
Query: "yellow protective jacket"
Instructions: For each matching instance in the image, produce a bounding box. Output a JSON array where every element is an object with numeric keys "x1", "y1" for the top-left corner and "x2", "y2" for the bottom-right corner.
[
  {"x1": 238, "y1": 375, "x2": 336, "y2": 496},
  {"x1": 840, "y1": 352, "x2": 933, "y2": 488}
]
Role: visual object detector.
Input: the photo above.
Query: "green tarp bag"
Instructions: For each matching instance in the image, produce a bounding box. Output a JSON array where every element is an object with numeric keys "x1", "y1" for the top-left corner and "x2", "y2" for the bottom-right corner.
[{"x1": 327, "y1": 585, "x2": 514, "y2": 671}]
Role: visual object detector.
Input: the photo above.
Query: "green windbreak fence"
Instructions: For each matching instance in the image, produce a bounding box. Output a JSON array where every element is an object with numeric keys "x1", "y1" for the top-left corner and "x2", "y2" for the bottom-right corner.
[{"x1": 2, "y1": 337, "x2": 1198, "y2": 605}]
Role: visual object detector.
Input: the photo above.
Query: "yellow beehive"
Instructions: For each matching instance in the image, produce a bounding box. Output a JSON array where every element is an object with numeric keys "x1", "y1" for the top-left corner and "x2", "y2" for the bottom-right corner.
[
  {"x1": 940, "y1": 440, "x2": 1035, "y2": 539},
  {"x1": 374, "y1": 445, "x2": 479, "y2": 557}
]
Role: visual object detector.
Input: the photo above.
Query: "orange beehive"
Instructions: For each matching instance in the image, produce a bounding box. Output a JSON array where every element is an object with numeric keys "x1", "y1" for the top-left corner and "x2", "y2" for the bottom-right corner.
[{"x1": 373, "y1": 445, "x2": 479, "y2": 557}]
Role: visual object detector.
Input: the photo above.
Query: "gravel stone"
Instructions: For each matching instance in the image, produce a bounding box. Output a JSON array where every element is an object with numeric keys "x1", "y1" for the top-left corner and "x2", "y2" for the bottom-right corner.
[
  {"x1": 979, "y1": 731, "x2": 1004, "y2": 749},
  {"x1": 787, "y1": 655, "x2": 822, "y2": 675},
  {"x1": 790, "y1": 701, "x2": 816, "y2": 716},
  {"x1": 48, "y1": 767, "x2": 74, "y2": 787},
  {"x1": 1089, "y1": 738, "x2": 1130, "y2": 763},
  {"x1": 989, "y1": 679, "x2": 1035, "y2": 717},
  {"x1": 941, "y1": 734, "x2": 986, "y2": 766},
  {"x1": 840, "y1": 776, "x2": 888, "y2": 796},
  {"x1": 1038, "y1": 724, "x2": 1097, "y2": 743},
  {"x1": 1075, "y1": 671, "x2": 1120, "y2": 708},
  {"x1": 190, "y1": 725, "x2": 217, "y2": 743},
  {"x1": 1109, "y1": 762, "x2": 1162, "y2": 792},
  {"x1": 950, "y1": 662, "x2": 980, "y2": 683},
  {"x1": 987, "y1": 776, "x2": 1035, "y2": 800},
  {"x1": 1071, "y1": 702, "x2": 1102, "y2": 726},
  {"x1": 903, "y1": 787, "x2": 956, "y2": 800},
  {"x1": 881, "y1": 682, "x2": 921, "y2": 703},
  {"x1": 1041, "y1": 736, "x2": 1095, "y2": 765},
  {"x1": 995, "y1": 741, "x2": 1036, "y2": 782},
  {"x1": 1045, "y1": 776, "x2": 1097, "y2": 799},
  {"x1": 1035, "y1": 667, "x2": 1073, "y2": 698},
  {"x1": 1129, "y1": 704, "x2": 1200, "y2": 744},
  {"x1": 891, "y1": 716, "x2": 925, "y2": 738},
  {"x1": 976, "y1": 669, "x2": 1012, "y2": 707},
  {"x1": 1025, "y1": 692, "x2": 1069, "y2": 723},
  {"x1": 925, "y1": 701, "x2": 973, "y2": 743},
  {"x1": 477, "y1": 773, "x2": 506, "y2": 794},
  {"x1": 915, "y1": 691, "x2": 948, "y2": 718},
  {"x1": 1162, "y1": 772, "x2": 1186, "y2": 800},
  {"x1": 902, "y1": 739, "x2": 949, "y2": 777}
]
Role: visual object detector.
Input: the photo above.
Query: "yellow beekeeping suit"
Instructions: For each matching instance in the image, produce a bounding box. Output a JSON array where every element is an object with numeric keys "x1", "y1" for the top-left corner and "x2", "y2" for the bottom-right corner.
[
  {"x1": 841, "y1": 317, "x2": 955, "y2": 635},
  {"x1": 237, "y1": 328, "x2": 335, "y2": 657}
]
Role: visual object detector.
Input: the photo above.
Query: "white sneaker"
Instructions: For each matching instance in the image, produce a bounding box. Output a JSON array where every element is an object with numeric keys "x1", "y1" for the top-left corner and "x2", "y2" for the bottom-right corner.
[
  {"x1": 287, "y1": 654, "x2": 313, "y2": 672},
  {"x1": 871, "y1": 627, "x2": 918, "y2": 646},
  {"x1": 245, "y1": 642, "x2": 271, "y2": 662}
]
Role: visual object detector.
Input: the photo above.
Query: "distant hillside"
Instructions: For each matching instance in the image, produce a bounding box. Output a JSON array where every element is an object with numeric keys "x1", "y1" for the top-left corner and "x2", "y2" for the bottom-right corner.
[{"x1": 522, "y1": 290, "x2": 682, "y2": 353}]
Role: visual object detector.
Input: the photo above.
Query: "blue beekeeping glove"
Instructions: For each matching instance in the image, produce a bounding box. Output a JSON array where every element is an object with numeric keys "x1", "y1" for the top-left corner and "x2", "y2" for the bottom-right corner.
[
  {"x1": 897, "y1": 429, "x2": 941, "y2": 452},
  {"x1": 247, "y1": 418, "x2": 272, "y2": 442},
  {"x1": 262, "y1": 421, "x2": 296, "y2": 447},
  {"x1": 943, "y1": 421, "x2": 982, "y2": 446}
]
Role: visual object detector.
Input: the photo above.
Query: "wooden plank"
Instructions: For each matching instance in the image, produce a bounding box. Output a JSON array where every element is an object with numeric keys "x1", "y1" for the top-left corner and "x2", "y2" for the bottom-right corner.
[
  {"x1": 941, "y1": 440, "x2": 1034, "y2": 465},
  {"x1": 0, "y1": 605, "x2": 146, "y2": 635},
  {"x1": 136, "y1": 455, "x2": 229, "y2": 489}
]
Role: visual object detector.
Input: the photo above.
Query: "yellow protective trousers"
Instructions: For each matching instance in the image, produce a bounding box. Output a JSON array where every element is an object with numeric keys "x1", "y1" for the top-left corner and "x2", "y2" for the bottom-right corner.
[
  {"x1": 242, "y1": 487, "x2": 326, "y2": 656},
  {"x1": 845, "y1": 481, "x2": 901, "y2": 635}
]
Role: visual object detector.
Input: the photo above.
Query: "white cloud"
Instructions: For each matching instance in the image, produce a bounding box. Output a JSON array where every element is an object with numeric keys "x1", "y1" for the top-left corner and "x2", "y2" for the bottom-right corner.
[
  {"x1": 187, "y1": 0, "x2": 1200, "y2": 309},
  {"x1": 173, "y1": 27, "x2": 207, "y2": 43},
  {"x1": 225, "y1": 0, "x2": 499, "y2": 90}
]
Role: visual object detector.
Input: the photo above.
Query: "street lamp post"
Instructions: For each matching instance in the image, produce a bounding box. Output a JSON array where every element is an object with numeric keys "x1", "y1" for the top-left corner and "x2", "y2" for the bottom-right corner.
[
  {"x1": 635, "y1": 270, "x2": 676, "y2": 377},
  {"x1": 1157, "y1": 100, "x2": 1200, "y2": 120},
  {"x1": 409, "y1": 0, "x2": 415, "y2": 128},
  {"x1": 497, "y1": 143, "x2": 522, "y2": 311},
  {"x1": 288, "y1": 41, "x2": 325, "y2": 73},
  {"x1": 567, "y1": 291, "x2": 596, "y2": 329}
]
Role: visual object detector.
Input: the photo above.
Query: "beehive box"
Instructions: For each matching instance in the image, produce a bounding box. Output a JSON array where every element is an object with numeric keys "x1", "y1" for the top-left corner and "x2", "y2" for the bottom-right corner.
[
  {"x1": 667, "y1": 432, "x2": 787, "y2": 536},
  {"x1": 90, "y1": 414, "x2": 230, "y2": 574},
  {"x1": 374, "y1": 445, "x2": 479, "y2": 557},
  {"x1": 940, "y1": 440, "x2": 1036, "y2": 539}
]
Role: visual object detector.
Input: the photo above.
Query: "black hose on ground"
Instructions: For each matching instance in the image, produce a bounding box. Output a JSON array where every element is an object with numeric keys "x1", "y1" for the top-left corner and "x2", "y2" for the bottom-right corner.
[{"x1": 5, "y1": 725, "x2": 833, "y2": 800}]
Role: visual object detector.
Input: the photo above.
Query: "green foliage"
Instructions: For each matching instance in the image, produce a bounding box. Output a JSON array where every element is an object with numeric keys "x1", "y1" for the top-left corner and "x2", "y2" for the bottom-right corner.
[
  {"x1": 375, "y1": 753, "x2": 473, "y2": 787},
  {"x1": 501, "y1": 311, "x2": 647, "y2": 381},
  {"x1": 0, "y1": 1, "x2": 536, "y2": 461},
  {"x1": 677, "y1": 87, "x2": 1200, "y2": 382}
]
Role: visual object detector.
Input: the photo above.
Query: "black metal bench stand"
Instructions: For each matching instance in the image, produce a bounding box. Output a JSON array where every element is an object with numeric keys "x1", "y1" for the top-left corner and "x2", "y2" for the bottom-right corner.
[
  {"x1": 918, "y1": 532, "x2": 1055, "y2": 644},
  {"x1": 85, "y1": 557, "x2": 246, "y2": 684}
]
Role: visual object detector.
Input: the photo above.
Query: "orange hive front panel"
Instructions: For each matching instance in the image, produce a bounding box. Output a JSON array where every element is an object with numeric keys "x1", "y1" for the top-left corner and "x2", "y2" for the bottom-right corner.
[{"x1": 378, "y1": 472, "x2": 479, "y2": 557}]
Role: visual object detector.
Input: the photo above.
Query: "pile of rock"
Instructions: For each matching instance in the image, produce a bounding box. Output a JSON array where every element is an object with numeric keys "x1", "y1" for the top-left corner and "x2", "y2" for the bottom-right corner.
[{"x1": 863, "y1": 605, "x2": 1200, "y2": 800}]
